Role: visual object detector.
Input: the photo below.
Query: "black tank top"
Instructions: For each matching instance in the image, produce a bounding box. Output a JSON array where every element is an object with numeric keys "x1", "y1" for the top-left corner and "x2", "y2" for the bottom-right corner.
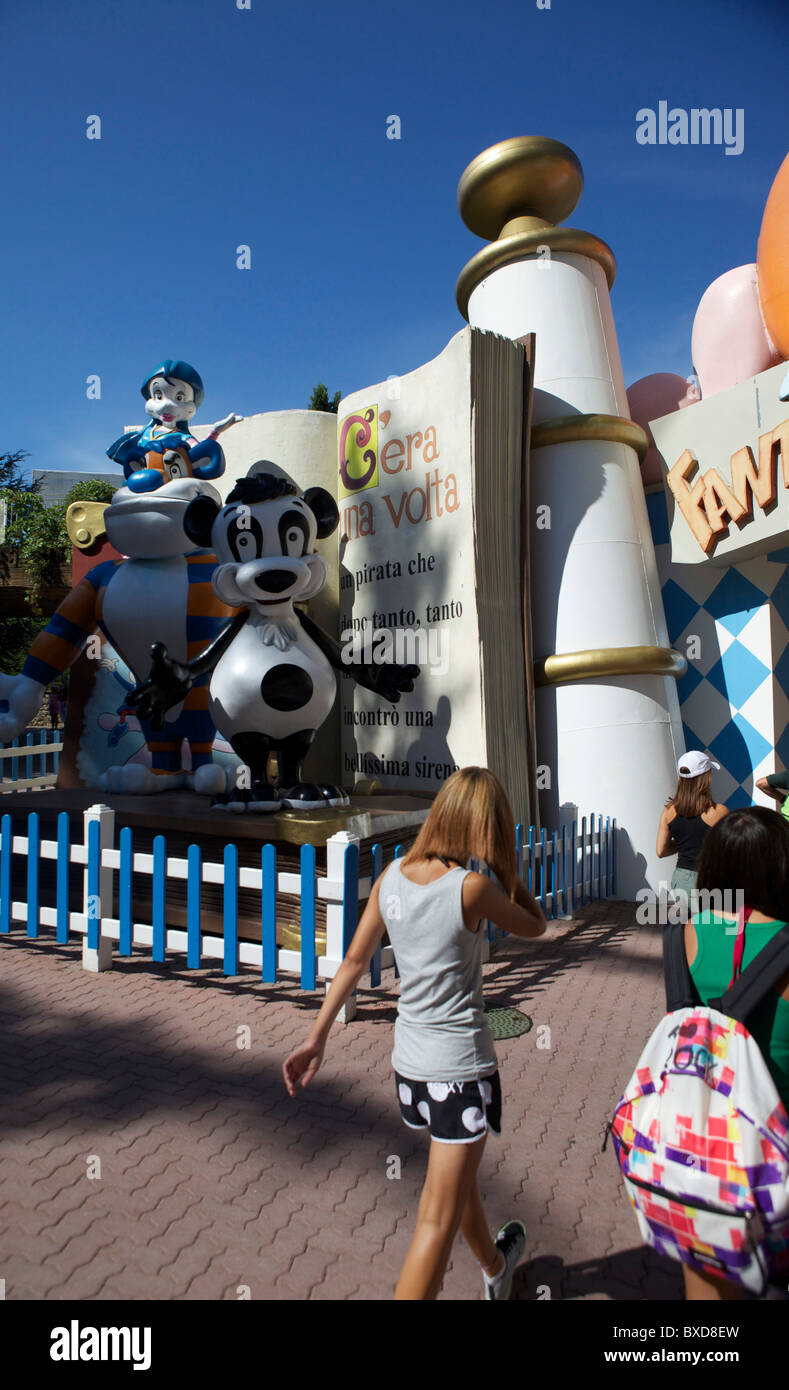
[{"x1": 670, "y1": 813, "x2": 709, "y2": 870}]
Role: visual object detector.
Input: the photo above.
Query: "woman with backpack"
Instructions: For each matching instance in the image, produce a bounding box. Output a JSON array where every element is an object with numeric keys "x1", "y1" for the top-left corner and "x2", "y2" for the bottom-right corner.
[
  {"x1": 679, "y1": 808, "x2": 789, "y2": 1299},
  {"x1": 656, "y1": 751, "x2": 728, "y2": 918},
  {"x1": 282, "y1": 766, "x2": 547, "y2": 1300},
  {"x1": 613, "y1": 807, "x2": 789, "y2": 1302}
]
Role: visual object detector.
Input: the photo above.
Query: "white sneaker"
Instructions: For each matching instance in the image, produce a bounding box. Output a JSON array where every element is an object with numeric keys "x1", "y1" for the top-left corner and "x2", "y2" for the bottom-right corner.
[{"x1": 483, "y1": 1220, "x2": 526, "y2": 1300}]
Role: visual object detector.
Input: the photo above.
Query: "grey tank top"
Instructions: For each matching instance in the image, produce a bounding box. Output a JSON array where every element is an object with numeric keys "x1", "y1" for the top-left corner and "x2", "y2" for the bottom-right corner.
[{"x1": 379, "y1": 858, "x2": 497, "y2": 1082}]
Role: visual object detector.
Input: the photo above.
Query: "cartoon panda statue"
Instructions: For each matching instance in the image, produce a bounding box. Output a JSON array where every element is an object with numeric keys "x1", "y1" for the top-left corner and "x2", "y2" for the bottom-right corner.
[{"x1": 129, "y1": 468, "x2": 419, "y2": 811}]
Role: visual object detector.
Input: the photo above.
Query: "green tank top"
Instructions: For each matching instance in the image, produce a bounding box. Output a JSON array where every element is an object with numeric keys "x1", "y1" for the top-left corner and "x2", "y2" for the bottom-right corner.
[{"x1": 689, "y1": 911, "x2": 789, "y2": 1109}]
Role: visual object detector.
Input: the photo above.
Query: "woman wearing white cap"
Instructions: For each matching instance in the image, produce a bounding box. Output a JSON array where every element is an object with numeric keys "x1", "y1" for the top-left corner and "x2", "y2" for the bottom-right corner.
[{"x1": 656, "y1": 752, "x2": 728, "y2": 915}]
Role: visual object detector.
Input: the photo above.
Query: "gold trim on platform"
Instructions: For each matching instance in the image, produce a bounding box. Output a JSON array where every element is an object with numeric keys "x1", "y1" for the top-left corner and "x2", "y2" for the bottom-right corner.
[
  {"x1": 535, "y1": 646, "x2": 687, "y2": 687},
  {"x1": 530, "y1": 414, "x2": 649, "y2": 462},
  {"x1": 280, "y1": 922, "x2": 327, "y2": 955},
  {"x1": 456, "y1": 228, "x2": 616, "y2": 318}
]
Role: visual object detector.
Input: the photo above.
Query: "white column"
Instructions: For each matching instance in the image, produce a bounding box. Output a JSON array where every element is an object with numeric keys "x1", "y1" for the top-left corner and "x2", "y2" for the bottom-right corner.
[
  {"x1": 82, "y1": 802, "x2": 115, "y2": 972},
  {"x1": 324, "y1": 829, "x2": 360, "y2": 1023},
  {"x1": 457, "y1": 137, "x2": 684, "y2": 898}
]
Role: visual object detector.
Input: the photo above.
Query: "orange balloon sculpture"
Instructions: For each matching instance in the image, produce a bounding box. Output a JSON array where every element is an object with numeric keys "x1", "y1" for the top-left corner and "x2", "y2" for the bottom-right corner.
[{"x1": 757, "y1": 153, "x2": 789, "y2": 360}]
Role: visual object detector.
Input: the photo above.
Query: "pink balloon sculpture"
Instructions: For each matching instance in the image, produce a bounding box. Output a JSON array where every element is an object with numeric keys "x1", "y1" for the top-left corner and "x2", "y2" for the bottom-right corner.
[
  {"x1": 691, "y1": 264, "x2": 781, "y2": 401},
  {"x1": 627, "y1": 373, "x2": 700, "y2": 486}
]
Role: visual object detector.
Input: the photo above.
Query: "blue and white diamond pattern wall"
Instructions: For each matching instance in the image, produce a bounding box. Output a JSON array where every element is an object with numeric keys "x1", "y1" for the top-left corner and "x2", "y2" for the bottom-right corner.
[
  {"x1": 774, "y1": 637, "x2": 789, "y2": 703},
  {"x1": 647, "y1": 486, "x2": 786, "y2": 807},
  {"x1": 704, "y1": 570, "x2": 767, "y2": 636},
  {"x1": 739, "y1": 679, "x2": 776, "y2": 761},
  {"x1": 710, "y1": 715, "x2": 772, "y2": 786},
  {"x1": 663, "y1": 578, "x2": 706, "y2": 644},
  {"x1": 773, "y1": 678, "x2": 789, "y2": 749},
  {"x1": 706, "y1": 644, "x2": 770, "y2": 710},
  {"x1": 776, "y1": 720, "x2": 789, "y2": 770},
  {"x1": 680, "y1": 674, "x2": 732, "y2": 745}
]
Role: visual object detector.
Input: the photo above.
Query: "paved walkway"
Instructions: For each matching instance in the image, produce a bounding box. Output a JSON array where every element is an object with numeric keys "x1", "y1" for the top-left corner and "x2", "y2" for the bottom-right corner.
[{"x1": 0, "y1": 901, "x2": 684, "y2": 1301}]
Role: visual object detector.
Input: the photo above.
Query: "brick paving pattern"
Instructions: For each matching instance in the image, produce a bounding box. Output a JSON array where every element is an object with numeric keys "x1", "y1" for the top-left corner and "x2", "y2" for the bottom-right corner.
[{"x1": 0, "y1": 901, "x2": 685, "y2": 1300}]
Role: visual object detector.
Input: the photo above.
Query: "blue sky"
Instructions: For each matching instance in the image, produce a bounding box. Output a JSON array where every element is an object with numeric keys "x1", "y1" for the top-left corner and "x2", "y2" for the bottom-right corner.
[{"x1": 1, "y1": 0, "x2": 785, "y2": 478}]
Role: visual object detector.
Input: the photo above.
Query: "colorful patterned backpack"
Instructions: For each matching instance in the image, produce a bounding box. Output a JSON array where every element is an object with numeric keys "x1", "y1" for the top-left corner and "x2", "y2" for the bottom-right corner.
[{"x1": 607, "y1": 914, "x2": 789, "y2": 1293}]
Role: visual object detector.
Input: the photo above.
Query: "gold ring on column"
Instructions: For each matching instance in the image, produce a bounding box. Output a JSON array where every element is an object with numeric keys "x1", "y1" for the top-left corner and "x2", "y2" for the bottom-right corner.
[
  {"x1": 456, "y1": 227, "x2": 617, "y2": 319},
  {"x1": 530, "y1": 414, "x2": 649, "y2": 462},
  {"x1": 535, "y1": 646, "x2": 687, "y2": 687}
]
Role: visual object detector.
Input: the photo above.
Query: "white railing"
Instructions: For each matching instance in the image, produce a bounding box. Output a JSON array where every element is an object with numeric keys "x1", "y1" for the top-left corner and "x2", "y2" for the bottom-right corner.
[{"x1": 0, "y1": 728, "x2": 62, "y2": 792}]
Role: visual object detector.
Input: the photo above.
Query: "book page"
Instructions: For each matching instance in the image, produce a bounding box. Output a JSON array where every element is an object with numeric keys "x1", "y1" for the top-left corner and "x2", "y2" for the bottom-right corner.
[{"x1": 338, "y1": 328, "x2": 486, "y2": 792}]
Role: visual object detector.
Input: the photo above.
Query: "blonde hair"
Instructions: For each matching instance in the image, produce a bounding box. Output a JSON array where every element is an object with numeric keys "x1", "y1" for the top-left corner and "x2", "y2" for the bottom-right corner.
[{"x1": 402, "y1": 766, "x2": 517, "y2": 897}]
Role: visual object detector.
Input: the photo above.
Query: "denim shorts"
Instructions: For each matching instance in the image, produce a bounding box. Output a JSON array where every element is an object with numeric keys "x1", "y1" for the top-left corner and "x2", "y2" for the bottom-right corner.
[{"x1": 394, "y1": 1070, "x2": 502, "y2": 1144}]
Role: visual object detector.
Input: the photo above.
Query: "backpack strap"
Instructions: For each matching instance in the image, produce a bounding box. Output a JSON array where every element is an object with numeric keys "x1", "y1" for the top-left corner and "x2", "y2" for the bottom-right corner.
[
  {"x1": 663, "y1": 921, "x2": 697, "y2": 1011},
  {"x1": 710, "y1": 924, "x2": 789, "y2": 1022}
]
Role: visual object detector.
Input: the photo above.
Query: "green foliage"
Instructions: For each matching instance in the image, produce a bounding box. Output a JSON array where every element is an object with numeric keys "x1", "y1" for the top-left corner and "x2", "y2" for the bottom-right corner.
[
  {"x1": 1, "y1": 475, "x2": 117, "y2": 617},
  {"x1": 0, "y1": 613, "x2": 49, "y2": 677},
  {"x1": 0, "y1": 450, "x2": 37, "y2": 493},
  {"x1": 62, "y1": 478, "x2": 117, "y2": 508},
  {"x1": 308, "y1": 382, "x2": 341, "y2": 413},
  {"x1": 0, "y1": 453, "x2": 44, "y2": 673}
]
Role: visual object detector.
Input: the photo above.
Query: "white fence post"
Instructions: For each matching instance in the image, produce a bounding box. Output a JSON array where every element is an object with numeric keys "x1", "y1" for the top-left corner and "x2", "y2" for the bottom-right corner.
[
  {"x1": 325, "y1": 829, "x2": 360, "y2": 1024},
  {"x1": 82, "y1": 803, "x2": 115, "y2": 973}
]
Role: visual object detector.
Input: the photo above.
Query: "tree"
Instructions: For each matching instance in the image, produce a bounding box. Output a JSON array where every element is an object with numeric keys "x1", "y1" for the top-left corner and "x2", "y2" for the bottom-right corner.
[
  {"x1": 0, "y1": 450, "x2": 38, "y2": 494},
  {"x1": 308, "y1": 382, "x2": 341, "y2": 413},
  {"x1": 1, "y1": 476, "x2": 117, "y2": 617},
  {"x1": 0, "y1": 466, "x2": 117, "y2": 676}
]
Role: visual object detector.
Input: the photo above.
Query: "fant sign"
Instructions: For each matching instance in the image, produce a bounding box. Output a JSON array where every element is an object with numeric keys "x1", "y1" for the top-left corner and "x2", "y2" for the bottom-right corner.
[{"x1": 651, "y1": 361, "x2": 789, "y2": 565}]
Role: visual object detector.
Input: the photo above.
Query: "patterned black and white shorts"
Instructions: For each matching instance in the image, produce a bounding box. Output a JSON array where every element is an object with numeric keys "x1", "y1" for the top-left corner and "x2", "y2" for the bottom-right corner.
[{"x1": 394, "y1": 1070, "x2": 502, "y2": 1144}]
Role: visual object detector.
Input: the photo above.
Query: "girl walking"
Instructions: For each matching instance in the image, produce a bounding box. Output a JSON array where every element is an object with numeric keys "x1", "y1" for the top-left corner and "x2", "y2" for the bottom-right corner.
[{"x1": 283, "y1": 767, "x2": 546, "y2": 1300}]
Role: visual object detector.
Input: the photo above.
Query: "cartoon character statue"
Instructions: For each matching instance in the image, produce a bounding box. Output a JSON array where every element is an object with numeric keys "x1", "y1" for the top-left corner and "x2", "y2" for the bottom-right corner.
[
  {"x1": 0, "y1": 361, "x2": 242, "y2": 795},
  {"x1": 106, "y1": 358, "x2": 240, "y2": 493},
  {"x1": 128, "y1": 469, "x2": 420, "y2": 811}
]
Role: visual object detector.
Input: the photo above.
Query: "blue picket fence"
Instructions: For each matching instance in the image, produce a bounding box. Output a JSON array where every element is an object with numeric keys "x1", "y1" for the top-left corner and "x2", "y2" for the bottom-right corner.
[
  {"x1": 0, "y1": 727, "x2": 62, "y2": 791},
  {"x1": 0, "y1": 805, "x2": 616, "y2": 1013}
]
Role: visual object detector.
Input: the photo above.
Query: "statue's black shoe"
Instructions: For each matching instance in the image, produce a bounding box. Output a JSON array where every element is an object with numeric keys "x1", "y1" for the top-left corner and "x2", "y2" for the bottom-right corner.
[
  {"x1": 211, "y1": 788, "x2": 251, "y2": 813},
  {"x1": 278, "y1": 782, "x2": 327, "y2": 811},
  {"x1": 248, "y1": 781, "x2": 282, "y2": 813},
  {"x1": 319, "y1": 784, "x2": 350, "y2": 807}
]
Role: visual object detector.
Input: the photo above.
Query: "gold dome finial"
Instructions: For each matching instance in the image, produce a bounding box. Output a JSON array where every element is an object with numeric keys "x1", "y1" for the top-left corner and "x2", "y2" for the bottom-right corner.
[
  {"x1": 457, "y1": 136, "x2": 583, "y2": 242},
  {"x1": 455, "y1": 135, "x2": 616, "y2": 318}
]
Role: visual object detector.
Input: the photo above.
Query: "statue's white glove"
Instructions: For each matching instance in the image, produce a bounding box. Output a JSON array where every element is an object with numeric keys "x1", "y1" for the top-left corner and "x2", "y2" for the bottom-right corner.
[{"x1": 211, "y1": 413, "x2": 243, "y2": 434}]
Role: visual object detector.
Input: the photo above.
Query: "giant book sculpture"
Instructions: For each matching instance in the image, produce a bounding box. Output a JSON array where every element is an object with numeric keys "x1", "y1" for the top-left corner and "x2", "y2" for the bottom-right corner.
[{"x1": 337, "y1": 326, "x2": 536, "y2": 818}]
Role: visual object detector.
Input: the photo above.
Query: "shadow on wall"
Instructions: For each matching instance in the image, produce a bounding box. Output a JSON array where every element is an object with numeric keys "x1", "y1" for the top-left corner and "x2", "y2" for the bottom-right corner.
[
  {"x1": 613, "y1": 827, "x2": 647, "y2": 903},
  {"x1": 531, "y1": 402, "x2": 606, "y2": 832}
]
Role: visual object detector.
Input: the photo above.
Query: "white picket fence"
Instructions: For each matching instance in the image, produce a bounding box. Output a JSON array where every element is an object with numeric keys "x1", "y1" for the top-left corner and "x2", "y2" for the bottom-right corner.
[
  {"x1": 0, "y1": 728, "x2": 62, "y2": 792},
  {"x1": 0, "y1": 802, "x2": 616, "y2": 1021}
]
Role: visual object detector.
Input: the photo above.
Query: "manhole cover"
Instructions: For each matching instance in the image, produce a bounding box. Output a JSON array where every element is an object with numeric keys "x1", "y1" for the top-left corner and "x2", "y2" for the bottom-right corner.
[{"x1": 485, "y1": 1006, "x2": 533, "y2": 1039}]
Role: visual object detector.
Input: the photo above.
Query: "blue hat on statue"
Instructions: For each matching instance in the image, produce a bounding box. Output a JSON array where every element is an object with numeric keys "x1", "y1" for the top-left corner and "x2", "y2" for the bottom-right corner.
[{"x1": 140, "y1": 360, "x2": 205, "y2": 408}]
